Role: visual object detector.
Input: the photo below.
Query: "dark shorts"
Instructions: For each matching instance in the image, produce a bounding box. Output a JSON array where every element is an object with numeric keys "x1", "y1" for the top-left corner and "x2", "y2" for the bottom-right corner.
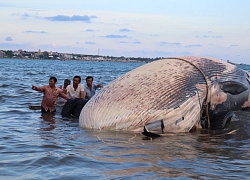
[{"x1": 41, "y1": 106, "x2": 56, "y2": 113}]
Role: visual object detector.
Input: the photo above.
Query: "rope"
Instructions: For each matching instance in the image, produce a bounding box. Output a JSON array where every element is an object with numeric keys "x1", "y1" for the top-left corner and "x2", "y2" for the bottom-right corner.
[
  {"x1": 164, "y1": 57, "x2": 210, "y2": 128},
  {"x1": 196, "y1": 88, "x2": 202, "y2": 110}
]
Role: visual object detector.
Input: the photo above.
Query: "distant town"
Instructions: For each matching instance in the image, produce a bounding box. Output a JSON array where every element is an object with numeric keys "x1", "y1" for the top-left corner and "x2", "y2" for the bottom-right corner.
[
  {"x1": 1, "y1": 49, "x2": 248, "y2": 65},
  {"x1": 0, "y1": 49, "x2": 162, "y2": 63}
]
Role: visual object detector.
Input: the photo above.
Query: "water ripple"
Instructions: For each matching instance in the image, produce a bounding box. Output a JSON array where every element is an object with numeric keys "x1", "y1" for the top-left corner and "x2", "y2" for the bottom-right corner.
[{"x1": 0, "y1": 58, "x2": 250, "y2": 179}]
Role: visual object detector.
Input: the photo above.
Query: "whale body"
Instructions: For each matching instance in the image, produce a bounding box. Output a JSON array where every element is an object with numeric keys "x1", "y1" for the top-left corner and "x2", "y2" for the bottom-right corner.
[{"x1": 79, "y1": 56, "x2": 250, "y2": 133}]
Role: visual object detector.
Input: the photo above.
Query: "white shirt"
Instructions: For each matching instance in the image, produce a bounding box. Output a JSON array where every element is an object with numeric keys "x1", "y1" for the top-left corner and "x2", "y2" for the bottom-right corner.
[{"x1": 66, "y1": 84, "x2": 84, "y2": 98}]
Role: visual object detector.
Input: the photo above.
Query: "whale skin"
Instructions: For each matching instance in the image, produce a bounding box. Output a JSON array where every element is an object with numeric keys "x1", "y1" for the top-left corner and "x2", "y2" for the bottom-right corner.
[{"x1": 79, "y1": 56, "x2": 250, "y2": 133}]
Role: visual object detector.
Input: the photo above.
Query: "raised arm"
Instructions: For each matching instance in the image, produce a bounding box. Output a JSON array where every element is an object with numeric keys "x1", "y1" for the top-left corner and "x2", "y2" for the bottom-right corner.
[
  {"x1": 32, "y1": 85, "x2": 44, "y2": 92},
  {"x1": 94, "y1": 83, "x2": 103, "y2": 90},
  {"x1": 97, "y1": 83, "x2": 103, "y2": 88},
  {"x1": 59, "y1": 89, "x2": 70, "y2": 100}
]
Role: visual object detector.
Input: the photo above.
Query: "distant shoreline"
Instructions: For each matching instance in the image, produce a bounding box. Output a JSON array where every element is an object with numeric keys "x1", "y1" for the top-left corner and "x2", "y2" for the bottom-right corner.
[
  {"x1": 0, "y1": 49, "x2": 249, "y2": 65},
  {"x1": 227, "y1": 60, "x2": 249, "y2": 66},
  {"x1": 0, "y1": 57, "x2": 149, "y2": 63},
  {"x1": 0, "y1": 49, "x2": 160, "y2": 63}
]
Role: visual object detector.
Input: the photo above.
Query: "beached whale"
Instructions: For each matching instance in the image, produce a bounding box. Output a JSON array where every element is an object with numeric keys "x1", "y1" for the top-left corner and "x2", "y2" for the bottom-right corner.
[{"x1": 79, "y1": 56, "x2": 250, "y2": 135}]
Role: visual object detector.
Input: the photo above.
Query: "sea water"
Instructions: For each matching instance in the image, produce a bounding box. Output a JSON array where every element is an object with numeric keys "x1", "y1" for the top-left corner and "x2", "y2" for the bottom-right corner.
[{"x1": 0, "y1": 58, "x2": 250, "y2": 180}]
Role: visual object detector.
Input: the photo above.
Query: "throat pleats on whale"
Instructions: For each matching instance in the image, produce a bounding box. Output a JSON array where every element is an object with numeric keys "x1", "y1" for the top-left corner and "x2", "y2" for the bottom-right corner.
[{"x1": 79, "y1": 56, "x2": 250, "y2": 134}]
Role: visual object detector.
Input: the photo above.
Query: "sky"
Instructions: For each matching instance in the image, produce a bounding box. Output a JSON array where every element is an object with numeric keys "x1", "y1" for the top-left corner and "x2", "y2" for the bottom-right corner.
[{"x1": 0, "y1": 0, "x2": 250, "y2": 64}]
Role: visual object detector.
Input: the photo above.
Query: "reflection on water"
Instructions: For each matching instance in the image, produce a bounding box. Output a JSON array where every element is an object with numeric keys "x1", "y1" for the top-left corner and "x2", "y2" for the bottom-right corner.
[
  {"x1": 40, "y1": 113, "x2": 56, "y2": 131},
  {"x1": 80, "y1": 123, "x2": 250, "y2": 179},
  {"x1": 0, "y1": 58, "x2": 250, "y2": 179}
]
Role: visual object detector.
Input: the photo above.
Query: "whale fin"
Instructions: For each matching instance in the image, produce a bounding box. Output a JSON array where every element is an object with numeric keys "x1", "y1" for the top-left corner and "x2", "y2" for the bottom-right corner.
[
  {"x1": 219, "y1": 81, "x2": 248, "y2": 95},
  {"x1": 142, "y1": 120, "x2": 164, "y2": 139},
  {"x1": 142, "y1": 130, "x2": 161, "y2": 139}
]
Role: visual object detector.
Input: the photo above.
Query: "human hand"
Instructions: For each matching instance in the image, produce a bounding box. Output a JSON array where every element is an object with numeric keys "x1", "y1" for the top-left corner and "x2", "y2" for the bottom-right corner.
[
  {"x1": 98, "y1": 84, "x2": 103, "y2": 88},
  {"x1": 32, "y1": 85, "x2": 36, "y2": 90}
]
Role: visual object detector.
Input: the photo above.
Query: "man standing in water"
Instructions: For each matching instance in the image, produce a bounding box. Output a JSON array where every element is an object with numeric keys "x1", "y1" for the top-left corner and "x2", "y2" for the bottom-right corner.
[
  {"x1": 66, "y1": 76, "x2": 85, "y2": 99},
  {"x1": 84, "y1": 76, "x2": 103, "y2": 100},
  {"x1": 32, "y1": 76, "x2": 70, "y2": 113},
  {"x1": 61, "y1": 76, "x2": 86, "y2": 117}
]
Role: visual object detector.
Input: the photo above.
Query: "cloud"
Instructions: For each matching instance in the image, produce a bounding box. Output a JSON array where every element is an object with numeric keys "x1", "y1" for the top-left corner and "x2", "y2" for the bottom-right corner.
[
  {"x1": 44, "y1": 15, "x2": 97, "y2": 22},
  {"x1": 159, "y1": 42, "x2": 200, "y2": 48},
  {"x1": 85, "y1": 29, "x2": 95, "y2": 32},
  {"x1": 24, "y1": 30, "x2": 48, "y2": 34},
  {"x1": 133, "y1": 41, "x2": 141, "y2": 44},
  {"x1": 149, "y1": 34, "x2": 159, "y2": 37},
  {"x1": 12, "y1": 13, "x2": 96, "y2": 22},
  {"x1": 185, "y1": 44, "x2": 201, "y2": 47},
  {"x1": 230, "y1": 44, "x2": 238, "y2": 47},
  {"x1": 85, "y1": 41, "x2": 95, "y2": 44},
  {"x1": 21, "y1": 12, "x2": 32, "y2": 19},
  {"x1": 119, "y1": 41, "x2": 128, "y2": 44},
  {"x1": 12, "y1": 12, "x2": 96, "y2": 23},
  {"x1": 103, "y1": 34, "x2": 129, "y2": 38},
  {"x1": 203, "y1": 35, "x2": 223, "y2": 38},
  {"x1": 119, "y1": 28, "x2": 132, "y2": 32},
  {"x1": 159, "y1": 42, "x2": 181, "y2": 46},
  {"x1": 5, "y1": 37, "x2": 13, "y2": 41},
  {"x1": 0, "y1": 3, "x2": 15, "y2": 7},
  {"x1": 12, "y1": 12, "x2": 42, "y2": 19},
  {"x1": 196, "y1": 34, "x2": 223, "y2": 38}
]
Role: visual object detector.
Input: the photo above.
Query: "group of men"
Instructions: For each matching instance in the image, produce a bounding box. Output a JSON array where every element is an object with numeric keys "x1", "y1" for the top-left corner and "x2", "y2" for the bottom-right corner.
[{"x1": 32, "y1": 76, "x2": 103, "y2": 113}]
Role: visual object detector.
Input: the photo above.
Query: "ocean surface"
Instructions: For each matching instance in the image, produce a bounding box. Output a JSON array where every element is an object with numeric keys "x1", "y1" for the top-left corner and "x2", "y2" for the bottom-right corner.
[{"x1": 0, "y1": 58, "x2": 250, "y2": 180}]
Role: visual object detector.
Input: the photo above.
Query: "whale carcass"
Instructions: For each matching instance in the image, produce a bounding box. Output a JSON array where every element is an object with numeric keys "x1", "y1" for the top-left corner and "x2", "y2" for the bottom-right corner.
[{"x1": 79, "y1": 56, "x2": 250, "y2": 134}]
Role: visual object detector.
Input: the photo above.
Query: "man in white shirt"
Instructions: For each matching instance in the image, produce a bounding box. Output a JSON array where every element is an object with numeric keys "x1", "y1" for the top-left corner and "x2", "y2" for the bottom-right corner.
[{"x1": 66, "y1": 76, "x2": 85, "y2": 99}]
